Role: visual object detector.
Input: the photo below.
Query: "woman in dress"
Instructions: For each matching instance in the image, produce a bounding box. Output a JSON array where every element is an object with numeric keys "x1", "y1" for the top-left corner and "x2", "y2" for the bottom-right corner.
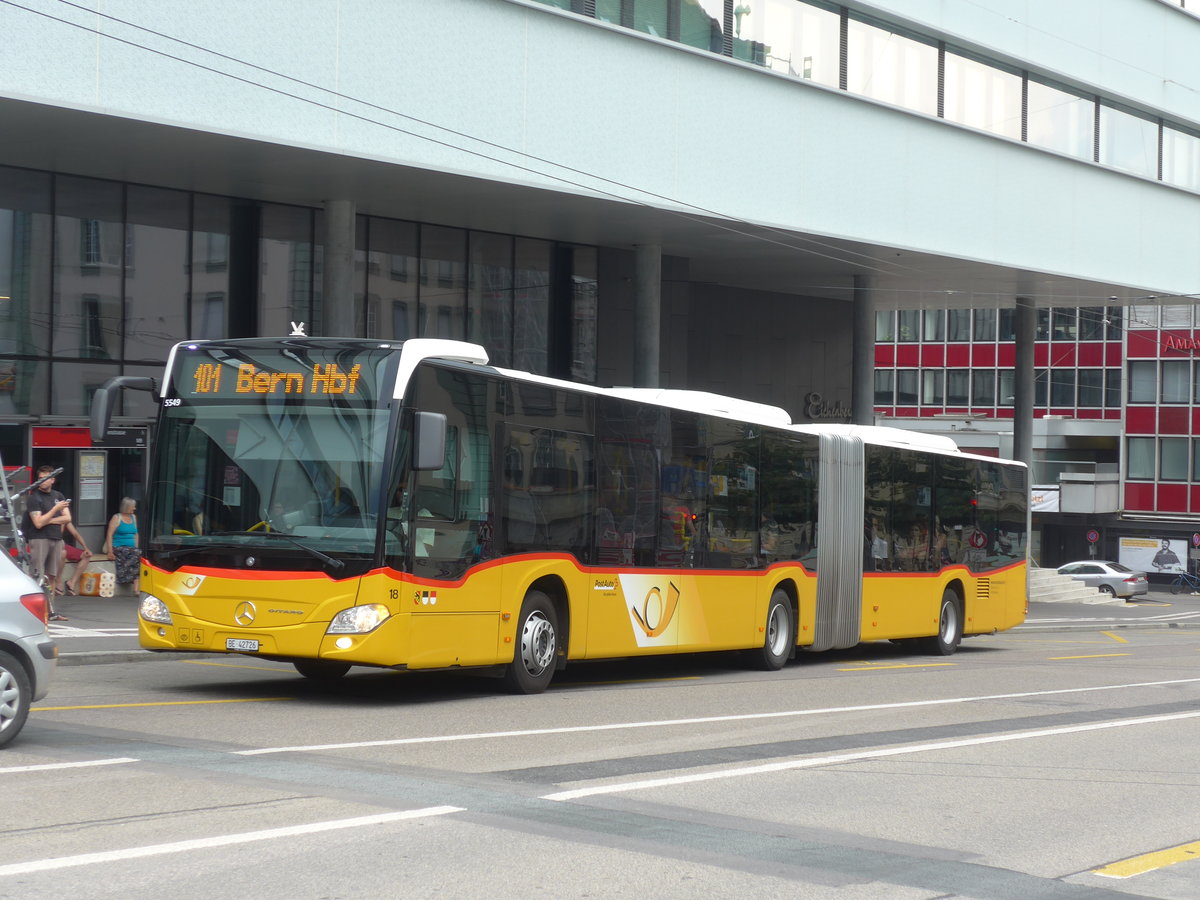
[{"x1": 103, "y1": 497, "x2": 140, "y2": 593}]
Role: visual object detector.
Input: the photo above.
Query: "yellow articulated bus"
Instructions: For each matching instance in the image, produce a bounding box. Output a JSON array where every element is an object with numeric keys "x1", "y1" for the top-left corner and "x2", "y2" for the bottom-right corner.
[{"x1": 90, "y1": 335, "x2": 1028, "y2": 693}]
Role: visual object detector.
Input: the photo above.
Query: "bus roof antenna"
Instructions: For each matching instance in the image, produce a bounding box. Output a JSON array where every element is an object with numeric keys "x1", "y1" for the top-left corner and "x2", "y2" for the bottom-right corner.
[{"x1": 289, "y1": 321, "x2": 307, "y2": 336}]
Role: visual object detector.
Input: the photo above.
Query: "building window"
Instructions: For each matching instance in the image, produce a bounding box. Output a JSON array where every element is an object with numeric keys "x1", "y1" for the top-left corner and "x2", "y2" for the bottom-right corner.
[
  {"x1": 1161, "y1": 438, "x2": 1189, "y2": 481},
  {"x1": 1026, "y1": 78, "x2": 1095, "y2": 162},
  {"x1": 999, "y1": 369, "x2": 1014, "y2": 406},
  {"x1": 946, "y1": 370, "x2": 969, "y2": 405},
  {"x1": 947, "y1": 309, "x2": 971, "y2": 342},
  {"x1": 896, "y1": 369, "x2": 918, "y2": 405},
  {"x1": 1051, "y1": 308, "x2": 1076, "y2": 341},
  {"x1": 736, "y1": 0, "x2": 841, "y2": 87},
  {"x1": 1162, "y1": 359, "x2": 1190, "y2": 403},
  {"x1": 971, "y1": 370, "x2": 995, "y2": 405},
  {"x1": 874, "y1": 369, "x2": 894, "y2": 405},
  {"x1": 897, "y1": 310, "x2": 920, "y2": 342},
  {"x1": 922, "y1": 370, "x2": 943, "y2": 405},
  {"x1": 1099, "y1": 104, "x2": 1159, "y2": 179},
  {"x1": 1162, "y1": 305, "x2": 1192, "y2": 329},
  {"x1": 875, "y1": 310, "x2": 895, "y2": 341},
  {"x1": 1105, "y1": 307, "x2": 1123, "y2": 340},
  {"x1": 1163, "y1": 126, "x2": 1200, "y2": 191},
  {"x1": 1127, "y1": 437, "x2": 1155, "y2": 480},
  {"x1": 1128, "y1": 360, "x2": 1156, "y2": 403},
  {"x1": 1049, "y1": 369, "x2": 1076, "y2": 406},
  {"x1": 1078, "y1": 307, "x2": 1105, "y2": 341},
  {"x1": 998, "y1": 309, "x2": 1016, "y2": 342},
  {"x1": 1077, "y1": 369, "x2": 1103, "y2": 407},
  {"x1": 845, "y1": 16, "x2": 939, "y2": 117},
  {"x1": 973, "y1": 309, "x2": 996, "y2": 342},
  {"x1": 923, "y1": 309, "x2": 944, "y2": 341},
  {"x1": 1105, "y1": 369, "x2": 1122, "y2": 407},
  {"x1": 1192, "y1": 440, "x2": 1200, "y2": 481},
  {"x1": 942, "y1": 49, "x2": 1022, "y2": 140}
]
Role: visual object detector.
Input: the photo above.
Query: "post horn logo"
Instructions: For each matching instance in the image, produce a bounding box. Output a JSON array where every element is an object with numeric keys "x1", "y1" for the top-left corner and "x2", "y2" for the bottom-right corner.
[
  {"x1": 631, "y1": 582, "x2": 680, "y2": 638},
  {"x1": 233, "y1": 601, "x2": 257, "y2": 626}
]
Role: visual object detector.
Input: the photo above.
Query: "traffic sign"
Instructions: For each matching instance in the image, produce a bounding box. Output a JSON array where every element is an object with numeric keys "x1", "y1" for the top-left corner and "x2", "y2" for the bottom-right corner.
[
  {"x1": 1086, "y1": 529, "x2": 1100, "y2": 543},
  {"x1": 1192, "y1": 533, "x2": 1200, "y2": 548}
]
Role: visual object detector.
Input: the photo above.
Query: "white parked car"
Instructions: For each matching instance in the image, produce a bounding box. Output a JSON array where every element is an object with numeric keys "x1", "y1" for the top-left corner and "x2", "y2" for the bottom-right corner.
[
  {"x1": 1056, "y1": 560, "x2": 1149, "y2": 599},
  {"x1": 0, "y1": 551, "x2": 58, "y2": 748}
]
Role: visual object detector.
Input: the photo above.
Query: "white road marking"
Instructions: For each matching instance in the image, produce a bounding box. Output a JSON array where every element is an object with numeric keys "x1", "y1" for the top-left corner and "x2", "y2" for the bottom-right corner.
[
  {"x1": 542, "y1": 710, "x2": 1200, "y2": 801},
  {"x1": 49, "y1": 626, "x2": 139, "y2": 637},
  {"x1": 0, "y1": 806, "x2": 464, "y2": 876},
  {"x1": 235, "y1": 677, "x2": 1200, "y2": 756},
  {"x1": 0, "y1": 758, "x2": 139, "y2": 775}
]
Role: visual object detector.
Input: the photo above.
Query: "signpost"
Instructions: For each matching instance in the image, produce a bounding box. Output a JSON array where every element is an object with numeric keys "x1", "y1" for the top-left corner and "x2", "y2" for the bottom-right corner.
[{"x1": 1087, "y1": 529, "x2": 1099, "y2": 558}]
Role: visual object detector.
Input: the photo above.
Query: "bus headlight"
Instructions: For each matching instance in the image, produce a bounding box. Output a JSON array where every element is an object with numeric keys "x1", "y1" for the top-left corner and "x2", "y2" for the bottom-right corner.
[
  {"x1": 140, "y1": 594, "x2": 173, "y2": 625},
  {"x1": 327, "y1": 604, "x2": 390, "y2": 634}
]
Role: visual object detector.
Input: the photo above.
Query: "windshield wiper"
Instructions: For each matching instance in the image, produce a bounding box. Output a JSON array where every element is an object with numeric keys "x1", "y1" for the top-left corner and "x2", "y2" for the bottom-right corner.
[
  {"x1": 156, "y1": 543, "x2": 244, "y2": 560},
  {"x1": 250, "y1": 531, "x2": 345, "y2": 568}
]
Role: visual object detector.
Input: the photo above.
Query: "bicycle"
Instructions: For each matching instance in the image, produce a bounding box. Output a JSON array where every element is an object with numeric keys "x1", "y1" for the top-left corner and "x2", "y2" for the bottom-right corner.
[{"x1": 1168, "y1": 570, "x2": 1200, "y2": 594}]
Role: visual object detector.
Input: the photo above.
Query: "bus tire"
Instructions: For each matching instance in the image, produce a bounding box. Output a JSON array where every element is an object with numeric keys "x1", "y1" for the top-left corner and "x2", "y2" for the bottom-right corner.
[
  {"x1": 749, "y1": 589, "x2": 794, "y2": 671},
  {"x1": 504, "y1": 590, "x2": 559, "y2": 694},
  {"x1": 922, "y1": 590, "x2": 962, "y2": 656},
  {"x1": 293, "y1": 660, "x2": 352, "y2": 681}
]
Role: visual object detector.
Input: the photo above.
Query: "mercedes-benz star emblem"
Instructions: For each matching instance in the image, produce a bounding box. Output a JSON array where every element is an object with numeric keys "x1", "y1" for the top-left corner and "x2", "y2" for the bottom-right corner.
[{"x1": 233, "y1": 601, "x2": 257, "y2": 626}]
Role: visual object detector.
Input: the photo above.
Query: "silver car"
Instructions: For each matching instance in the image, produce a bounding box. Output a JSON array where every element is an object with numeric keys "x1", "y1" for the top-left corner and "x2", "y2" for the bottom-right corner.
[
  {"x1": 0, "y1": 551, "x2": 57, "y2": 748},
  {"x1": 1056, "y1": 560, "x2": 1150, "y2": 599}
]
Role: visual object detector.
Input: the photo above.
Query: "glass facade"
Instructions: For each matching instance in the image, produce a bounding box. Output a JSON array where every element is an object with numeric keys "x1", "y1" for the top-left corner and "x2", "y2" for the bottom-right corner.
[
  {"x1": 0, "y1": 164, "x2": 600, "y2": 429},
  {"x1": 874, "y1": 306, "x2": 1123, "y2": 416},
  {"x1": 531, "y1": 0, "x2": 1200, "y2": 193}
]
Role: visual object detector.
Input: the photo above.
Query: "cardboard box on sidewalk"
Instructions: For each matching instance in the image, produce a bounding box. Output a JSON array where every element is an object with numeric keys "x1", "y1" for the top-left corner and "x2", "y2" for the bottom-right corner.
[{"x1": 66, "y1": 558, "x2": 118, "y2": 598}]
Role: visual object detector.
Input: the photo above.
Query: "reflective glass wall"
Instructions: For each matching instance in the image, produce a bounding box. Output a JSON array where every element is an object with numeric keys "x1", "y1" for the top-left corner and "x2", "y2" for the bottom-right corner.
[
  {"x1": 531, "y1": 0, "x2": 1200, "y2": 192},
  {"x1": 0, "y1": 164, "x2": 600, "y2": 422}
]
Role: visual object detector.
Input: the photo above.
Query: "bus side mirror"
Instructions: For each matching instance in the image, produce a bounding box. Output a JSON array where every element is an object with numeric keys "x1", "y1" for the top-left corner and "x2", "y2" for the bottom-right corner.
[
  {"x1": 413, "y1": 411, "x2": 447, "y2": 471},
  {"x1": 90, "y1": 376, "x2": 158, "y2": 442}
]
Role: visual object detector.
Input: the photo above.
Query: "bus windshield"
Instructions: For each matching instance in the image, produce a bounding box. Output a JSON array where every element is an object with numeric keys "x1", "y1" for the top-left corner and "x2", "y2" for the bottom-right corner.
[{"x1": 147, "y1": 343, "x2": 397, "y2": 569}]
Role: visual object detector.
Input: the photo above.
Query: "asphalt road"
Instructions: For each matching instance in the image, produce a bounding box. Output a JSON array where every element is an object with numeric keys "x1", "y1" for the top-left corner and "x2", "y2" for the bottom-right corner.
[{"x1": 4, "y1": 599, "x2": 1200, "y2": 899}]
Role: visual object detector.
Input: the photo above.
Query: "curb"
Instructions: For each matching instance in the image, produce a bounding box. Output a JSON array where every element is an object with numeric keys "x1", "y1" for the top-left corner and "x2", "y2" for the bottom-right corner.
[{"x1": 57, "y1": 650, "x2": 214, "y2": 666}]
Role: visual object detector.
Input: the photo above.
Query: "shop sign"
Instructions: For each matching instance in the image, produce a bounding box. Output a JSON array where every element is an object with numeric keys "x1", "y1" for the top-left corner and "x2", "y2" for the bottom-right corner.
[
  {"x1": 803, "y1": 392, "x2": 851, "y2": 421},
  {"x1": 1162, "y1": 335, "x2": 1200, "y2": 353}
]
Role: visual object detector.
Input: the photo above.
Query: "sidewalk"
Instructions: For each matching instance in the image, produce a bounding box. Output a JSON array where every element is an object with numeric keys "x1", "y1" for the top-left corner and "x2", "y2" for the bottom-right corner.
[{"x1": 44, "y1": 584, "x2": 1200, "y2": 666}]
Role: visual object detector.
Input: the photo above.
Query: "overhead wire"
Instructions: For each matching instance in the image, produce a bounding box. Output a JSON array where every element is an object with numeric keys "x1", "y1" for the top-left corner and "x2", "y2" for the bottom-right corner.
[{"x1": 1, "y1": 0, "x2": 918, "y2": 279}]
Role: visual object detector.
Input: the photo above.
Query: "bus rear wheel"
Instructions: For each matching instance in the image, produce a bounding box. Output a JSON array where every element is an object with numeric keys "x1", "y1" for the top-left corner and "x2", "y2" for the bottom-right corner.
[
  {"x1": 921, "y1": 591, "x2": 962, "y2": 656},
  {"x1": 503, "y1": 590, "x2": 559, "y2": 694},
  {"x1": 749, "y1": 589, "x2": 794, "y2": 671},
  {"x1": 293, "y1": 660, "x2": 352, "y2": 681}
]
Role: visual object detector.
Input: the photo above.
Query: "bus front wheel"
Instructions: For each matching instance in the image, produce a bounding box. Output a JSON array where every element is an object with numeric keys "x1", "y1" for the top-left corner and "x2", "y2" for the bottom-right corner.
[
  {"x1": 503, "y1": 590, "x2": 559, "y2": 695},
  {"x1": 749, "y1": 589, "x2": 794, "y2": 671},
  {"x1": 922, "y1": 591, "x2": 963, "y2": 656},
  {"x1": 293, "y1": 660, "x2": 352, "y2": 681}
]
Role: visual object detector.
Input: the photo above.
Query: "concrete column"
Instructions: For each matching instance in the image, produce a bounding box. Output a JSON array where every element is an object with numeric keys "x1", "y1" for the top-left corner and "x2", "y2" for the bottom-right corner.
[
  {"x1": 852, "y1": 276, "x2": 875, "y2": 425},
  {"x1": 321, "y1": 199, "x2": 357, "y2": 337},
  {"x1": 633, "y1": 243, "x2": 661, "y2": 388},
  {"x1": 1013, "y1": 296, "x2": 1035, "y2": 468}
]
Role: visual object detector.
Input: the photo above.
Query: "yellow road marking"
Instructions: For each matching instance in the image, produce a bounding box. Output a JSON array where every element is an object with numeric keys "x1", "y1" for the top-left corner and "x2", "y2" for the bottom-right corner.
[
  {"x1": 184, "y1": 659, "x2": 289, "y2": 672},
  {"x1": 1095, "y1": 840, "x2": 1200, "y2": 878},
  {"x1": 838, "y1": 663, "x2": 954, "y2": 671},
  {"x1": 34, "y1": 698, "x2": 293, "y2": 712},
  {"x1": 1010, "y1": 639, "x2": 1119, "y2": 645},
  {"x1": 1102, "y1": 631, "x2": 1129, "y2": 643},
  {"x1": 1048, "y1": 653, "x2": 1130, "y2": 660}
]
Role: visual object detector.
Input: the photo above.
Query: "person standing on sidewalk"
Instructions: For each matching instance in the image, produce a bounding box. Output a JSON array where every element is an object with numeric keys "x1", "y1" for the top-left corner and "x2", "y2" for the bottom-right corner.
[
  {"x1": 103, "y1": 497, "x2": 140, "y2": 593},
  {"x1": 22, "y1": 464, "x2": 71, "y2": 621}
]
